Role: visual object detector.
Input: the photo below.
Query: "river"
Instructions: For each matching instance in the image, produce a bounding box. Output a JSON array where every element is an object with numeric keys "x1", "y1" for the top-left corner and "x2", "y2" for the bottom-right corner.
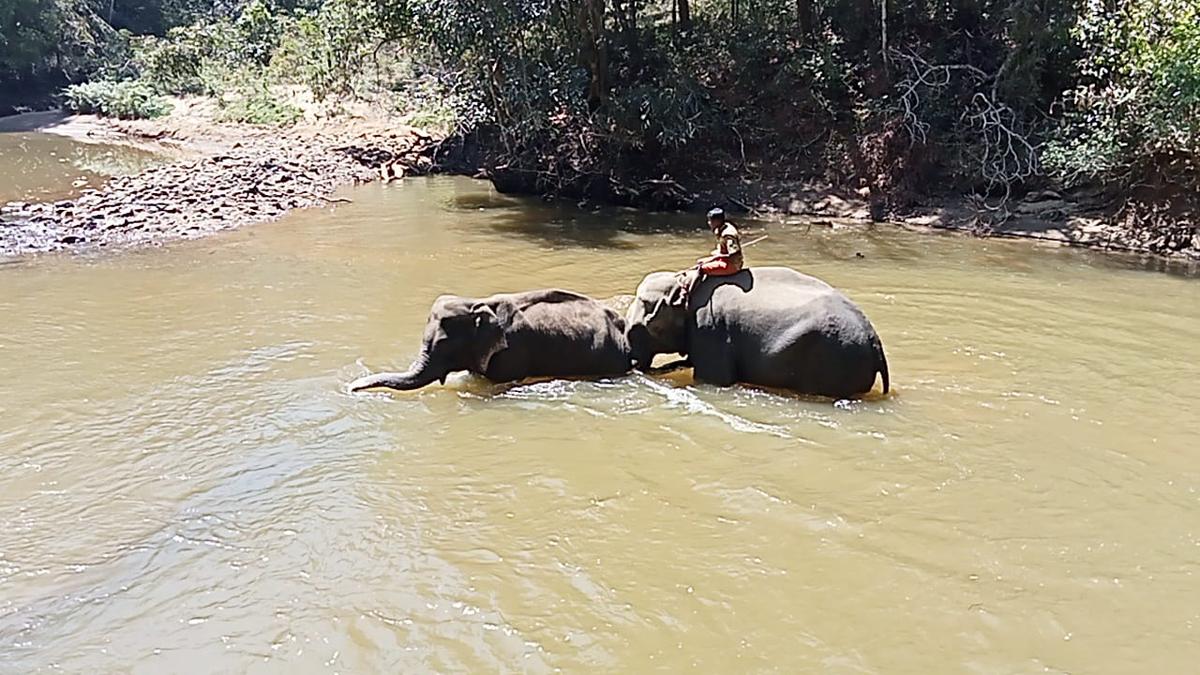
[
  {"x1": 0, "y1": 131, "x2": 163, "y2": 204},
  {"x1": 2, "y1": 146, "x2": 1199, "y2": 672}
]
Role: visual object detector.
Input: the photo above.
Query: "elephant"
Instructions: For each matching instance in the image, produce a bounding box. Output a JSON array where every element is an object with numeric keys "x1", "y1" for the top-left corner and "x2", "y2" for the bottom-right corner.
[
  {"x1": 349, "y1": 289, "x2": 632, "y2": 392},
  {"x1": 625, "y1": 267, "x2": 890, "y2": 398}
]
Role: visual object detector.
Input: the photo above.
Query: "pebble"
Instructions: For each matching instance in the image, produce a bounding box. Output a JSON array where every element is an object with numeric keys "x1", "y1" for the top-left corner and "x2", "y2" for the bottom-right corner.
[{"x1": 0, "y1": 133, "x2": 440, "y2": 257}]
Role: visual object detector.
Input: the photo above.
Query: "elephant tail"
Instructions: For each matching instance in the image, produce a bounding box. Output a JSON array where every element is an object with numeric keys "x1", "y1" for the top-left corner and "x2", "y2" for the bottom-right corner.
[{"x1": 871, "y1": 333, "x2": 890, "y2": 394}]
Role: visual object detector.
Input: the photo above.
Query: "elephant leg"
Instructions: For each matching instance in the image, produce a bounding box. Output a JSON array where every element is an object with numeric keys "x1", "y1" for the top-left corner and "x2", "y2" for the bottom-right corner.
[
  {"x1": 480, "y1": 346, "x2": 527, "y2": 381},
  {"x1": 784, "y1": 332, "x2": 874, "y2": 398},
  {"x1": 689, "y1": 332, "x2": 737, "y2": 386}
]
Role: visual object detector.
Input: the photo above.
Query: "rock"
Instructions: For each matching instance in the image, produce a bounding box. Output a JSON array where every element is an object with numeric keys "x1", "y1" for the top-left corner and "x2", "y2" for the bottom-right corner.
[
  {"x1": 3, "y1": 129, "x2": 446, "y2": 256},
  {"x1": 1016, "y1": 199, "x2": 1067, "y2": 215}
]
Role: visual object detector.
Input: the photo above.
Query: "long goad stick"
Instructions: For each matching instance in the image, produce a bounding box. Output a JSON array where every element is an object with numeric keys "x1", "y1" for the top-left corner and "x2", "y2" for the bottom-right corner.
[{"x1": 688, "y1": 234, "x2": 770, "y2": 273}]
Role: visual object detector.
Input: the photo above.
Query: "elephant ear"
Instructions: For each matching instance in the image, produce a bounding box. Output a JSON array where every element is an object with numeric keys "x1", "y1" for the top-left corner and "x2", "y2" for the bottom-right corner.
[
  {"x1": 645, "y1": 280, "x2": 689, "y2": 325},
  {"x1": 666, "y1": 281, "x2": 688, "y2": 307},
  {"x1": 470, "y1": 302, "x2": 510, "y2": 373}
]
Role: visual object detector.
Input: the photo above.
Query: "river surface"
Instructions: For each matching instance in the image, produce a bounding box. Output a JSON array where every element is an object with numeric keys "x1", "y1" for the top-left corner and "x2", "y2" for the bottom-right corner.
[
  {"x1": 2, "y1": 159, "x2": 1200, "y2": 672},
  {"x1": 0, "y1": 132, "x2": 163, "y2": 204}
]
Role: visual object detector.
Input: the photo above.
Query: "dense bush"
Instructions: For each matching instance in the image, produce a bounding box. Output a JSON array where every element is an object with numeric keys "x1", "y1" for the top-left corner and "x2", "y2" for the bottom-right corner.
[
  {"x1": 131, "y1": 0, "x2": 286, "y2": 97},
  {"x1": 1044, "y1": 0, "x2": 1200, "y2": 193},
  {"x1": 133, "y1": 25, "x2": 223, "y2": 95},
  {"x1": 8, "y1": 0, "x2": 1199, "y2": 220},
  {"x1": 62, "y1": 80, "x2": 172, "y2": 118},
  {"x1": 270, "y1": 0, "x2": 384, "y2": 100},
  {"x1": 216, "y1": 84, "x2": 303, "y2": 126}
]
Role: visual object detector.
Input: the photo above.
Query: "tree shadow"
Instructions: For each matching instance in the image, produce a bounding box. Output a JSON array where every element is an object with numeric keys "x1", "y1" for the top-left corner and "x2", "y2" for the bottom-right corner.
[
  {"x1": 0, "y1": 110, "x2": 72, "y2": 133},
  {"x1": 1061, "y1": 247, "x2": 1200, "y2": 279},
  {"x1": 475, "y1": 197, "x2": 703, "y2": 251},
  {"x1": 444, "y1": 191, "x2": 527, "y2": 212}
]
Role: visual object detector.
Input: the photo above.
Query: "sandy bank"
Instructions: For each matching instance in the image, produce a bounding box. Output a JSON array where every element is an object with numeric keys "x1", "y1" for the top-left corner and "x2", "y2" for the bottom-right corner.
[
  {"x1": 2, "y1": 102, "x2": 1196, "y2": 265},
  {"x1": 0, "y1": 105, "x2": 442, "y2": 256}
]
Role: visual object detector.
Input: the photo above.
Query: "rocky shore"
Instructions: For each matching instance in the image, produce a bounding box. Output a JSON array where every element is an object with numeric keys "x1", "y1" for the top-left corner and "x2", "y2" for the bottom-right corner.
[
  {"x1": 2, "y1": 108, "x2": 1196, "y2": 264},
  {"x1": 0, "y1": 112, "x2": 442, "y2": 256},
  {"x1": 675, "y1": 181, "x2": 1200, "y2": 263}
]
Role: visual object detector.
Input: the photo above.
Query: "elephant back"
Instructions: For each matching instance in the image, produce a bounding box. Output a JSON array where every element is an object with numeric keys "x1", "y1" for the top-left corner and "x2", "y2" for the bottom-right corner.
[
  {"x1": 697, "y1": 266, "x2": 880, "y2": 349},
  {"x1": 695, "y1": 266, "x2": 838, "y2": 314}
]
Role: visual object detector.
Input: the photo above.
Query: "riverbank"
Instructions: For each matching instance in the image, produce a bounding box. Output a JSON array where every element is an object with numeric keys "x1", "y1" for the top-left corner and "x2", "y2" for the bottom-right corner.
[
  {"x1": 1, "y1": 103, "x2": 1197, "y2": 264},
  {"x1": 0, "y1": 103, "x2": 442, "y2": 256},
  {"x1": 690, "y1": 179, "x2": 1200, "y2": 262}
]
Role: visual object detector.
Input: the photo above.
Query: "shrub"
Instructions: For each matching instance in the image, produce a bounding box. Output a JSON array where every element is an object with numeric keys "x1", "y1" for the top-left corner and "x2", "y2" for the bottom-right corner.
[
  {"x1": 216, "y1": 84, "x2": 303, "y2": 126},
  {"x1": 270, "y1": 0, "x2": 384, "y2": 101},
  {"x1": 131, "y1": 1, "x2": 283, "y2": 97},
  {"x1": 62, "y1": 80, "x2": 172, "y2": 119},
  {"x1": 1045, "y1": 0, "x2": 1200, "y2": 190},
  {"x1": 133, "y1": 26, "x2": 217, "y2": 95}
]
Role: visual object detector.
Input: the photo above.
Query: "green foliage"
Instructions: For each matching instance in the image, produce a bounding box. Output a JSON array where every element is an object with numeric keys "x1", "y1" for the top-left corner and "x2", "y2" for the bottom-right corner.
[
  {"x1": 270, "y1": 0, "x2": 385, "y2": 100},
  {"x1": 235, "y1": 0, "x2": 282, "y2": 65},
  {"x1": 62, "y1": 79, "x2": 173, "y2": 118},
  {"x1": 216, "y1": 84, "x2": 303, "y2": 126},
  {"x1": 384, "y1": 62, "x2": 471, "y2": 134},
  {"x1": 0, "y1": 0, "x2": 60, "y2": 80},
  {"x1": 7, "y1": 0, "x2": 1200, "y2": 217},
  {"x1": 1, "y1": 0, "x2": 122, "y2": 86},
  {"x1": 132, "y1": 26, "x2": 214, "y2": 95},
  {"x1": 1045, "y1": 0, "x2": 1200, "y2": 190},
  {"x1": 131, "y1": 2, "x2": 285, "y2": 96},
  {"x1": 125, "y1": 0, "x2": 388, "y2": 104}
]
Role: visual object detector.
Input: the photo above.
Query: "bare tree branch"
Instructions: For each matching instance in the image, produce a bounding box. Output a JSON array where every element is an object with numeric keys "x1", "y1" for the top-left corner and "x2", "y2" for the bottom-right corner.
[{"x1": 887, "y1": 48, "x2": 1039, "y2": 219}]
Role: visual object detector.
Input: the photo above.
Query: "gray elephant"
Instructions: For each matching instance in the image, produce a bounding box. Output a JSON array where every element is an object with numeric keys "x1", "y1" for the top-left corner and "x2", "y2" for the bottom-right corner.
[
  {"x1": 350, "y1": 289, "x2": 632, "y2": 391},
  {"x1": 625, "y1": 267, "x2": 890, "y2": 398}
]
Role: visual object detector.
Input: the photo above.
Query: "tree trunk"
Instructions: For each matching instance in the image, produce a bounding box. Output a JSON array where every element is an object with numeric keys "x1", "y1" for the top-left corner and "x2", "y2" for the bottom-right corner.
[
  {"x1": 796, "y1": 0, "x2": 813, "y2": 39},
  {"x1": 575, "y1": 0, "x2": 609, "y2": 109},
  {"x1": 678, "y1": 0, "x2": 691, "y2": 30},
  {"x1": 880, "y1": 0, "x2": 888, "y2": 71}
]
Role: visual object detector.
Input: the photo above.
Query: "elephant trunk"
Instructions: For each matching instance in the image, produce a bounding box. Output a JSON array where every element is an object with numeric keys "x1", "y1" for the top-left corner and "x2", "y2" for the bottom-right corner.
[
  {"x1": 349, "y1": 352, "x2": 442, "y2": 392},
  {"x1": 626, "y1": 325, "x2": 654, "y2": 371}
]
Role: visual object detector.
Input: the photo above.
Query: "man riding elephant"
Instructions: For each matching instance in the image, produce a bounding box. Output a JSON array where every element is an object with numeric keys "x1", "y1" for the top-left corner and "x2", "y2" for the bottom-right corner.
[
  {"x1": 698, "y1": 207, "x2": 744, "y2": 276},
  {"x1": 627, "y1": 266, "x2": 890, "y2": 398},
  {"x1": 680, "y1": 207, "x2": 744, "y2": 295}
]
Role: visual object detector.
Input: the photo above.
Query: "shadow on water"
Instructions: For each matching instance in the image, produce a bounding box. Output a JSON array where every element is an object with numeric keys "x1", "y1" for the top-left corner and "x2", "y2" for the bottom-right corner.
[
  {"x1": 488, "y1": 216, "x2": 643, "y2": 250},
  {"x1": 448, "y1": 186, "x2": 713, "y2": 251},
  {"x1": 1073, "y1": 247, "x2": 1200, "y2": 278},
  {"x1": 445, "y1": 192, "x2": 527, "y2": 211},
  {"x1": 0, "y1": 110, "x2": 71, "y2": 132}
]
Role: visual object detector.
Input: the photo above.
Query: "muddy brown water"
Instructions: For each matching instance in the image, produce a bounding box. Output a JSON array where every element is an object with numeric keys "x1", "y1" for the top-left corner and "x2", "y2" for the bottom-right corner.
[
  {"x1": 2, "y1": 161, "x2": 1200, "y2": 671},
  {"x1": 0, "y1": 132, "x2": 163, "y2": 204}
]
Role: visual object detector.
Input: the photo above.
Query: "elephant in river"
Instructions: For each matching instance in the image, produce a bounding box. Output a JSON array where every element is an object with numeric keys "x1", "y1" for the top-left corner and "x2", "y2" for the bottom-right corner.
[
  {"x1": 625, "y1": 267, "x2": 890, "y2": 398},
  {"x1": 349, "y1": 289, "x2": 632, "y2": 391}
]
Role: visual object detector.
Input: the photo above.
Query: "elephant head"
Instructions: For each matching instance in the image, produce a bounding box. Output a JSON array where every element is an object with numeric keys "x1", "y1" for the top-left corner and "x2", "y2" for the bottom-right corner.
[
  {"x1": 625, "y1": 271, "x2": 690, "y2": 370},
  {"x1": 350, "y1": 295, "x2": 510, "y2": 391}
]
